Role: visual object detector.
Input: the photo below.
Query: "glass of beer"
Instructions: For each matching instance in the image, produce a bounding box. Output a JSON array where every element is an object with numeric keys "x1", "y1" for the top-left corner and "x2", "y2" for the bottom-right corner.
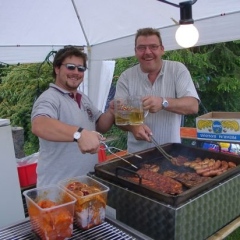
[
  {"x1": 128, "y1": 96, "x2": 148, "y2": 125},
  {"x1": 114, "y1": 98, "x2": 131, "y2": 125}
]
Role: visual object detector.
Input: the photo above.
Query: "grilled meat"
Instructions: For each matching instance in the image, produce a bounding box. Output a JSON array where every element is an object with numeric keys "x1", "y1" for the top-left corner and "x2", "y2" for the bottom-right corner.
[
  {"x1": 163, "y1": 170, "x2": 180, "y2": 178},
  {"x1": 184, "y1": 158, "x2": 215, "y2": 170},
  {"x1": 172, "y1": 155, "x2": 189, "y2": 166},
  {"x1": 201, "y1": 160, "x2": 229, "y2": 177},
  {"x1": 228, "y1": 162, "x2": 237, "y2": 168},
  {"x1": 133, "y1": 168, "x2": 183, "y2": 195},
  {"x1": 185, "y1": 158, "x2": 237, "y2": 177},
  {"x1": 163, "y1": 170, "x2": 211, "y2": 188},
  {"x1": 142, "y1": 164, "x2": 160, "y2": 172}
]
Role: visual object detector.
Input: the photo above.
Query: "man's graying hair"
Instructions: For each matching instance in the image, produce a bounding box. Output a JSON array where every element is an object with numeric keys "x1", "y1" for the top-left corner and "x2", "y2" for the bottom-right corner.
[
  {"x1": 135, "y1": 28, "x2": 163, "y2": 47},
  {"x1": 52, "y1": 46, "x2": 87, "y2": 78}
]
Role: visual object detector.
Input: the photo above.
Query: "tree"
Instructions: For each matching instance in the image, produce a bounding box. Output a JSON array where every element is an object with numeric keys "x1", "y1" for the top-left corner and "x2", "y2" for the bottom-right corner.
[
  {"x1": 0, "y1": 63, "x2": 52, "y2": 154},
  {"x1": 164, "y1": 41, "x2": 240, "y2": 114}
]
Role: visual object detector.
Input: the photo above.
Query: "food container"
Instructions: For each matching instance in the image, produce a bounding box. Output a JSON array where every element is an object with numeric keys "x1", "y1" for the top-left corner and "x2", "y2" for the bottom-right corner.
[
  {"x1": 58, "y1": 175, "x2": 109, "y2": 230},
  {"x1": 23, "y1": 185, "x2": 76, "y2": 240}
]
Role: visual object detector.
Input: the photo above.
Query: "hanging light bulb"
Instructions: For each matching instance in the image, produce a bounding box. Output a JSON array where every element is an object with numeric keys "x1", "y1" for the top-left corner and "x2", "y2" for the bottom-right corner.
[
  {"x1": 156, "y1": 0, "x2": 199, "y2": 48},
  {"x1": 175, "y1": 1, "x2": 199, "y2": 48},
  {"x1": 175, "y1": 24, "x2": 199, "y2": 48}
]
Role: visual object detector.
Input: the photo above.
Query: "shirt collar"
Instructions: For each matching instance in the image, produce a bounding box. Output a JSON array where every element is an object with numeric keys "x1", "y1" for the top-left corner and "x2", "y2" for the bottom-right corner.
[
  {"x1": 138, "y1": 60, "x2": 165, "y2": 78},
  {"x1": 68, "y1": 92, "x2": 82, "y2": 108},
  {"x1": 49, "y1": 83, "x2": 82, "y2": 108}
]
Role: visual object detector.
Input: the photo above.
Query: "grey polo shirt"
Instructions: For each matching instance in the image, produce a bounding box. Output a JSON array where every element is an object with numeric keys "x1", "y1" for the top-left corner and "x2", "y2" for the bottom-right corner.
[
  {"x1": 115, "y1": 60, "x2": 200, "y2": 153},
  {"x1": 31, "y1": 83, "x2": 102, "y2": 187}
]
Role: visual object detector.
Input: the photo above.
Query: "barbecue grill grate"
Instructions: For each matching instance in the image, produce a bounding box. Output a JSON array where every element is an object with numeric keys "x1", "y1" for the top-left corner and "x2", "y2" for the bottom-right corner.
[{"x1": 0, "y1": 219, "x2": 143, "y2": 240}]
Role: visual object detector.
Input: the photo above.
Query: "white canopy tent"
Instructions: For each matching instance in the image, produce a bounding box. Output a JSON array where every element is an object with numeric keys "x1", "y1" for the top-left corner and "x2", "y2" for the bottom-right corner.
[{"x1": 0, "y1": 0, "x2": 240, "y2": 110}]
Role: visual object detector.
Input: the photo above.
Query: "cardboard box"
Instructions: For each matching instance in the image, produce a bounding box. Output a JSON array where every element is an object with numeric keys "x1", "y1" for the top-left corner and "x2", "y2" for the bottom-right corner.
[
  {"x1": 196, "y1": 112, "x2": 240, "y2": 142},
  {"x1": 17, "y1": 162, "x2": 37, "y2": 188}
]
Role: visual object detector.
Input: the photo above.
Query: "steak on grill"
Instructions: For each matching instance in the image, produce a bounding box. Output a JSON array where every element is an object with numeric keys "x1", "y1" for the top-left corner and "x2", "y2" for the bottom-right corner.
[
  {"x1": 163, "y1": 170, "x2": 211, "y2": 188},
  {"x1": 126, "y1": 168, "x2": 183, "y2": 195}
]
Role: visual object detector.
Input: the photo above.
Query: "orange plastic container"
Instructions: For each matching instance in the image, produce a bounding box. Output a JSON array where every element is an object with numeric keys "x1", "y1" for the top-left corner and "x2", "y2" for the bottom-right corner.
[
  {"x1": 17, "y1": 162, "x2": 37, "y2": 188},
  {"x1": 23, "y1": 185, "x2": 76, "y2": 240}
]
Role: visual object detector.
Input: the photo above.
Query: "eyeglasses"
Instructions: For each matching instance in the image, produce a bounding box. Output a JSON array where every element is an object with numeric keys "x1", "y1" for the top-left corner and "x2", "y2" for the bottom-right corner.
[
  {"x1": 62, "y1": 63, "x2": 87, "y2": 72},
  {"x1": 136, "y1": 44, "x2": 161, "y2": 52}
]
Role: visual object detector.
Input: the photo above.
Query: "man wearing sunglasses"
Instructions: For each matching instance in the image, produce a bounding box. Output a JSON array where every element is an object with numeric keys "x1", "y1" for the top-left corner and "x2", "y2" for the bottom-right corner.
[
  {"x1": 31, "y1": 46, "x2": 115, "y2": 187},
  {"x1": 114, "y1": 28, "x2": 200, "y2": 153}
]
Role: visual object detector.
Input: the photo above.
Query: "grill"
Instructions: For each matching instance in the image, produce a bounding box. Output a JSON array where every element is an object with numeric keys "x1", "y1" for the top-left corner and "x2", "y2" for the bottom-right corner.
[
  {"x1": 93, "y1": 143, "x2": 240, "y2": 240},
  {"x1": 0, "y1": 218, "x2": 151, "y2": 240},
  {"x1": 95, "y1": 143, "x2": 240, "y2": 207}
]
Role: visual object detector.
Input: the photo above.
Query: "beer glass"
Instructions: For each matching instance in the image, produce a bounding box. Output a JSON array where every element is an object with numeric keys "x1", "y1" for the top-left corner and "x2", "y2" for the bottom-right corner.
[
  {"x1": 128, "y1": 96, "x2": 148, "y2": 125},
  {"x1": 114, "y1": 98, "x2": 131, "y2": 125}
]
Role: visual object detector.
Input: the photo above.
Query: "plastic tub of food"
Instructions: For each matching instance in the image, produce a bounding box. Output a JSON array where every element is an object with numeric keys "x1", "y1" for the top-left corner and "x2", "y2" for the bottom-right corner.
[
  {"x1": 23, "y1": 185, "x2": 76, "y2": 240},
  {"x1": 58, "y1": 175, "x2": 109, "y2": 230}
]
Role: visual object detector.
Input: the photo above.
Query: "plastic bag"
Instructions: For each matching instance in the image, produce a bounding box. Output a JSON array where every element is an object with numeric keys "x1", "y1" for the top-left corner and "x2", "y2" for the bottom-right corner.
[{"x1": 16, "y1": 152, "x2": 39, "y2": 166}]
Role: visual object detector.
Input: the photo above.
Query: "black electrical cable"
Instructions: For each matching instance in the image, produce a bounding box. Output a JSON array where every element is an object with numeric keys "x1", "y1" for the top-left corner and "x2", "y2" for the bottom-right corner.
[{"x1": 34, "y1": 50, "x2": 57, "y2": 101}]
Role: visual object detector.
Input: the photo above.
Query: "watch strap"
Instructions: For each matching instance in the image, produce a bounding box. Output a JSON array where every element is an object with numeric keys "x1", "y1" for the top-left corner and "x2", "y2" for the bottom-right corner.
[{"x1": 77, "y1": 127, "x2": 83, "y2": 133}]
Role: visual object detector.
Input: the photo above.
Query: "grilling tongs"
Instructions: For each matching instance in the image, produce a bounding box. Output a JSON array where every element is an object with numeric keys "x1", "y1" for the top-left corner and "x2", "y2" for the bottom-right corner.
[
  {"x1": 95, "y1": 131, "x2": 139, "y2": 169},
  {"x1": 150, "y1": 135, "x2": 176, "y2": 164},
  {"x1": 100, "y1": 141, "x2": 139, "y2": 169}
]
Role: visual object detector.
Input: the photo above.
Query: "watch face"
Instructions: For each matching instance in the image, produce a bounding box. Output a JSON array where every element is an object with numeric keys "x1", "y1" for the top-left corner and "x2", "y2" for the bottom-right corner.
[
  {"x1": 163, "y1": 100, "x2": 169, "y2": 108},
  {"x1": 74, "y1": 132, "x2": 81, "y2": 140}
]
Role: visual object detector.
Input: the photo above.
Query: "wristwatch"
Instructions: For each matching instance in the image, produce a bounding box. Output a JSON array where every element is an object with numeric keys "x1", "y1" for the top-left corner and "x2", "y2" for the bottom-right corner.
[
  {"x1": 73, "y1": 127, "x2": 83, "y2": 142},
  {"x1": 162, "y1": 98, "x2": 169, "y2": 109}
]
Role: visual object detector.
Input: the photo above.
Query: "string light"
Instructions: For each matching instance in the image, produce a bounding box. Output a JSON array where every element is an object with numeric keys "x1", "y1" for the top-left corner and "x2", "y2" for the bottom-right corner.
[
  {"x1": 175, "y1": 24, "x2": 199, "y2": 48},
  {"x1": 157, "y1": 0, "x2": 199, "y2": 48}
]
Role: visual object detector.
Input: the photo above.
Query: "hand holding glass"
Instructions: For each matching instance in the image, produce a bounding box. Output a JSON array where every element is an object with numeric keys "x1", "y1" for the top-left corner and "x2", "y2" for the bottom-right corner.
[
  {"x1": 114, "y1": 96, "x2": 148, "y2": 126},
  {"x1": 114, "y1": 98, "x2": 131, "y2": 125},
  {"x1": 128, "y1": 96, "x2": 148, "y2": 125}
]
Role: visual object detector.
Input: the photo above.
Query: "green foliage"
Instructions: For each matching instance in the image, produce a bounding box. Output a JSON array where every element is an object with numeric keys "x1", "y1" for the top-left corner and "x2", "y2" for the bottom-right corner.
[
  {"x1": 0, "y1": 63, "x2": 53, "y2": 154},
  {"x1": 1, "y1": 41, "x2": 240, "y2": 154},
  {"x1": 103, "y1": 125, "x2": 128, "y2": 151},
  {"x1": 113, "y1": 57, "x2": 138, "y2": 85},
  {"x1": 0, "y1": 63, "x2": 9, "y2": 84},
  {"x1": 226, "y1": 227, "x2": 240, "y2": 240}
]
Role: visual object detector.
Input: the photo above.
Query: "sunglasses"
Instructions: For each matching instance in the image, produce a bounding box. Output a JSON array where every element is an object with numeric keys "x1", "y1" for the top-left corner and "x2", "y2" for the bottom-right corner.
[{"x1": 62, "y1": 63, "x2": 87, "y2": 72}]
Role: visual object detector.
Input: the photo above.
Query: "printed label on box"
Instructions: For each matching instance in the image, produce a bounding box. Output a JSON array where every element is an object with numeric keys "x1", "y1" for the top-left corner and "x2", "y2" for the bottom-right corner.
[{"x1": 196, "y1": 118, "x2": 240, "y2": 142}]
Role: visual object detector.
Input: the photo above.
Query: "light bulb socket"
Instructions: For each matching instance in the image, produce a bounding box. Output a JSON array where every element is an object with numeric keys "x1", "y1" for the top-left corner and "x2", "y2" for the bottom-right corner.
[{"x1": 179, "y1": 1, "x2": 194, "y2": 25}]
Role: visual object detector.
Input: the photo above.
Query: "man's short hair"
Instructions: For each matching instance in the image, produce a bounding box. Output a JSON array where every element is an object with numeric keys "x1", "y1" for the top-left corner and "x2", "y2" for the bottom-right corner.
[
  {"x1": 135, "y1": 28, "x2": 163, "y2": 46},
  {"x1": 52, "y1": 46, "x2": 87, "y2": 78}
]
